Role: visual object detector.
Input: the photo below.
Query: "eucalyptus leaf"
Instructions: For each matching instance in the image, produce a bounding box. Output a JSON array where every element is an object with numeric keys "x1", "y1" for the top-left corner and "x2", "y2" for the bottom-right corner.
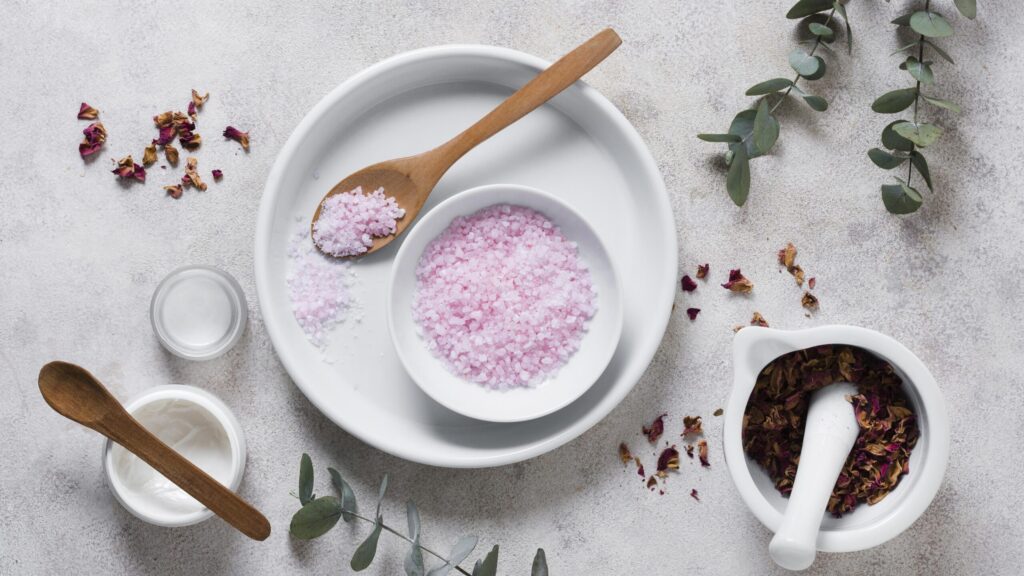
[
  {"x1": 726, "y1": 144, "x2": 751, "y2": 206},
  {"x1": 727, "y1": 109, "x2": 762, "y2": 158},
  {"x1": 902, "y1": 56, "x2": 934, "y2": 84},
  {"x1": 868, "y1": 147, "x2": 906, "y2": 169},
  {"x1": 910, "y1": 11, "x2": 954, "y2": 38},
  {"x1": 752, "y1": 100, "x2": 780, "y2": 155},
  {"x1": 802, "y1": 94, "x2": 829, "y2": 111},
  {"x1": 351, "y1": 518, "x2": 384, "y2": 571},
  {"x1": 299, "y1": 453, "x2": 314, "y2": 506},
  {"x1": 954, "y1": 0, "x2": 977, "y2": 19},
  {"x1": 809, "y1": 22, "x2": 834, "y2": 41},
  {"x1": 789, "y1": 50, "x2": 823, "y2": 77},
  {"x1": 404, "y1": 502, "x2": 424, "y2": 576},
  {"x1": 924, "y1": 39, "x2": 955, "y2": 64},
  {"x1": 426, "y1": 536, "x2": 478, "y2": 576},
  {"x1": 804, "y1": 57, "x2": 826, "y2": 80},
  {"x1": 893, "y1": 121, "x2": 943, "y2": 147},
  {"x1": 745, "y1": 78, "x2": 794, "y2": 96},
  {"x1": 697, "y1": 133, "x2": 741, "y2": 143},
  {"x1": 786, "y1": 0, "x2": 832, "y2": 19},
  {"x1": 891, "y1": 40, "x2": 920, "y2": 56},
  {"x1": 290, "y1": 496, "x2": 342, "y2": 540},
  {"x1": 923, "y1": 94, "x2": 962, "y2": 113},
  {"x1": 471, "y1": 546, "x2": 500, "y2": 576},
  {"x1": 910, "y1": 150, "x2": 934, "y2": 190},
  {"x1": 891, "y1": 12, "x2": 915, "y2": 26},
  {"x1": 881, "y1": 120, "x2": 915, "y2": 152},
  {"x1": 406, "y1": 501, "x2": 421, "y2": 540},
  {"x1": 328, "y1": 467, "x2": 358, "y2": 522},
  {"x1": 881, "y1": 181, "x2": 923, "y2": 214},
  {"x1": 832, "y1": 0, "x2": 852, "y2": 53},
  {"x1": 532, "y1": 549, "x2": 549, "y2": 576},
  {"x1": 871, "y1": 87, "x2": 917, "y2": 113},
  {"x1": 376, "y1": 474, "x2": 389, "y2": 519}
]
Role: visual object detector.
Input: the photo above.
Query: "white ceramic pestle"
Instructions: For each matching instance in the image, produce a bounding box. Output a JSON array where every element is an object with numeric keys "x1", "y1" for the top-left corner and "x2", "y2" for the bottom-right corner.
[{"x1": 769, "y1": 382, "x2": 859, "y2": 571}]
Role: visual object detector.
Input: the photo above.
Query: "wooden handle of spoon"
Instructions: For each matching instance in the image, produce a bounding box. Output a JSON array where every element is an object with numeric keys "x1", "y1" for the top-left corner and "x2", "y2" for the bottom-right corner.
[
  {"x1": 433, "y1": 28, "x2": 621, "y2": 167},
  {"x1": 101, "y1": 414, "x2": 271, "y2": 541}
]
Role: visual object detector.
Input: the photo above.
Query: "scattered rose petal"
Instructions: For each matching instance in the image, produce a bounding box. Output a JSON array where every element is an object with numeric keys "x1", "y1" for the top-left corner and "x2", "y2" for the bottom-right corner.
[
  {"x1": 223, "y1": 126, "x2": 250, "y2": 150},
  {"x1": 182, "y1": 156, "x2": 207, "y2": 191},
  {"x1": 637, "y1": 462, "x2": 646, "y2": 478},
  {"x1": 642, "y1": 413, "x2": 667, "y2": 444},
  {"x1": 154, "y1": 111, "x2": 175, "y2": 128},
  {"x1": 690, "y1": 488, "x2": 700, "y2": 501},
  {"x1": 164, "y1": 184, "x2": 183, "y2": 199},
  {"x1": 696, "y1": 263, "x2": 709, "y2": 279},
  {"x1": 681, "y1": 275, "x2": 697, "y2": 292},
  {"x1": 647, "y1": 476, "x2": 658, "y2": 490},
  {"x1": 722, "y1": 269, "x2": 753, "y2": 293},
  {"x1": 212, "y1": 169, "x2": 223, "y2": 180},
  {"x1": 188, "y1": 101, "x2": 197, "y2": 120},
  {"x1": 808, "y1": 277, "x2": 816, "y2": 290},
  {"x1": 79, "y1": 122, "x2": 107, "y2": 158},
  {"x1": 112, "y1": 155, "x2": 145, "y2": 183},
  {"x1": 142, "y1": 140, "x2": 158, "y2": 166},
  {"x1": 179, "y1": 129, "x2": 202, "y2": 150},
  {"x1": 619, "y1": 443, "x2": 633, "y2": 464},
  {"x1": 791, "y1": 265, "x2": 805, "y2": 287},
  {"x1": 682, "y1": 415, "x2": 703, "y2": 437},
  {"x1": 191, "y1": 89, "x2": 209, "y2": 109},
  {"x1": 686, "y1": 307, "x2": 700, "y2": 321},
  {"x1": 778, "y1": 242, "x2": 797, "y2": 269},
  {"x1": 713, "y1": 408, "x2": 724, "y2": 417},
  {"x1": 750, "y1": 312, "x2": 769, "y2": 328},
  {"x1": 802, "y1": 291, "x2": 819, "y2": 310},
  {"x1": 685, "y1": 444, "x2": 694, "y2": 459},
  {"x1": 77, "y1": 102, "x2": 99, "y2": 120},
  {"x1": 164, "y1": 143, "x2": 179, "y2": 165},
  {"x1": 656, "y1": 446, "x2": 680, "y2": 478},
  {"x1": 698, "y1": 439, "x2": 710, "y2": 467},
  {"x1": 155, "y1": 125, "x2": 176, "y2": 145}
]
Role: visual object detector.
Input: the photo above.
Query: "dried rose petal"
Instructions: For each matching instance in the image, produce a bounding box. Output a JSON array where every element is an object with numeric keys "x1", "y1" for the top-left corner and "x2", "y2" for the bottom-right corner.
[
  {"x1": 179, "y1": 129, "x2": 202, "y2": 150},
  {"x1": 191, "y1": 89, "x2": 209, "y2": 109},
  {"x1": 164, "y1": 184, "x2": 183, "y2": 199},
  {"x1": 637, "y1": 462, "x2": 646, "y2": 478},
  {"x1": 618, "y1": 442, "x2": 633, "y2": 464},
  {"x1": 646, "y1": 476, "x2": 658, "y2": 490},
  {"x1": 188, "y1": 100, "x2": 197, "y2": 120},
  {"x1": 142, "y1": 141, "x2": 158, "y2": 166},
  {"x1": 686, "y1": 307, "x2": 700, "y2": 321},
  {"x1": 656, "y1": 445, "x2": 680, "y2": 478},
  {"x1": 223, "y1": 126, "x2": 250, "y2": 150},
  {"x1": 690, "y1": 488, "x2": 700, "y2": 501},
  {"x1": 684, "y1": 444, "x2": 694, "y2": 459},
  {"x1": 778, "y1": 242, "x2": 797, "y2": 269},
  {"x1": 212, "y1": 169, "x2": 223, "y2": 180},
  {"x1": 697, "y1": 439, "x2": 710, "y2": 467},
  {"x1": 802, "y1": 291, "x2": 819, "y2": 310},
  {"x1": 713, "y1": 408, "x2": 724, "y2": 417},
  {"x1": 112, "y1": 155, "x2": 145, "y2": 183},
  {"x1": 154, "y1": 125, "x2": 176, "y2": 146},
  {"x1": 79, "y1": 122, "x2": 107, "y2": 158},
  {"x1": 750, "y1": 312, "x2": 769, "y2": 328},
  {"x1": 181, "y1": 156, "x2": 207, "y2": 191},
  {"x1": 164, "y1": 143, "x2": 179, "y2": 165},
  {"x1": 154, "y1": 111, "x2": 175, "y2": 128},
  {"x1": 642, "y1": 413, "x2": 667, "y2": 444},
  {"x1": 722, "y1": 269, "x2": 753, "y2": 293},
  {"x1": 682, "y1": 415, "x2": 703, "y2": 437},
  {"x1": 791, "y1": 265, "x2": 805, "y2": 287},
  {"x1": 696, "y1": 263, "x2": 709, "y2": 279},
  {"x1": 808, "y1": 277, "x2": 816, "y2": 290},
  {"x1": 681, "y1": 275, "x2": 697, "y2": 292},
  {"x1": 77, "y1": 102, "x2": 99, "y2": 120}
]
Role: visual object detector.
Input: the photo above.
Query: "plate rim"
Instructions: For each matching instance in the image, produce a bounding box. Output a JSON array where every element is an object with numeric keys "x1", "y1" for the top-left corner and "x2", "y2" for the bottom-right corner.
[{"x1": 254, "y1": 43, "x2": 678, "y2": 467}]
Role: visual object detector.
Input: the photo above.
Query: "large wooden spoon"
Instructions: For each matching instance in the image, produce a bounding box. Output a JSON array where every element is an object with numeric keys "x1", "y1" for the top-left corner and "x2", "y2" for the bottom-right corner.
[
  {"x1": 38, "y1": 361, "x2": 271, "y2": 541},
  {"x1": 311, "y1": 28, "x2": 622, "y2": 257}
]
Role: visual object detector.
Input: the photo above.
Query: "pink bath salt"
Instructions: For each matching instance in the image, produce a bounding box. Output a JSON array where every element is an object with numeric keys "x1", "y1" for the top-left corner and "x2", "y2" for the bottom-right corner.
[
  {"x1": 312, "y1": 186, "x2": 405, "y2": 257},
  {"x1": 412, "y1": 204, "x2": 597, "y2": 390},
  {"x1": 287, "y1": 226, "x2": 353, "y2": 348}
]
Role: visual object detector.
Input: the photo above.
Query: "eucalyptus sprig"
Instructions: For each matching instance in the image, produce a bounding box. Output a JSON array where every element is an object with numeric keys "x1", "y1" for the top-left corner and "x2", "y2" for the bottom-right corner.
[
  {"x1": 698, "y1": 0, "x2": 852, "y2": 206},
  {"x1": 289, "y1": 454, "x2": 549, "y2": 576},
  {"x1": 868, "y1": 0, "x2": 976, "y2": 213}
]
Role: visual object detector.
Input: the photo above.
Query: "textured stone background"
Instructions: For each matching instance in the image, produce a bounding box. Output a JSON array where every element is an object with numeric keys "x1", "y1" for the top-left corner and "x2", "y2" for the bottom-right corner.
[{"x1": 2, "y1": 1, "x2": 1021, "y2": 574}]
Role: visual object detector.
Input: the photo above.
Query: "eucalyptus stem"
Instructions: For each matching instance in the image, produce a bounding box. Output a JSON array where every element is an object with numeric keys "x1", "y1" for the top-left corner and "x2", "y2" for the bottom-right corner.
[
  {"x1": 771, "y1": 9, "x2": 837, "y2": 114},
  {"x1": 905, "y1": 0, "x2": 929, "y2": 187},
  {"x1": 341, "y1": 508, "x2": 474, "y2": 576}
]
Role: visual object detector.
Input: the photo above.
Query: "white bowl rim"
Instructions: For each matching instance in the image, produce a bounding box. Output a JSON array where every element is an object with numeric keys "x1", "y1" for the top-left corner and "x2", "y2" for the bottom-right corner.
[
  {"x1": 387, "y1": 183, "x2": 624, "y2": 422},
  {"x1": 723, "y1": 325, "x2": 950, "y2": 552}
]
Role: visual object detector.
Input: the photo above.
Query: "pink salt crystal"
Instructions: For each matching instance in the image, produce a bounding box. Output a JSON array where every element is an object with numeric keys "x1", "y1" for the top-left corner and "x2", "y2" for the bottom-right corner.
[
  {"x1": 312, "y1": 187, "x2": 405, "y2": 257},
  {"x1": 287, "y1": 225, "x2": 353, "y2": 348},
  {"x1": 412, "y1": 205, "x2": 597, "y2": 390}
]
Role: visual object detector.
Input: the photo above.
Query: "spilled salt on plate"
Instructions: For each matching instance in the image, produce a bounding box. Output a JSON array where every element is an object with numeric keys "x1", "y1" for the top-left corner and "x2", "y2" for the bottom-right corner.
[{"x1": 287, "y1": 220, "x2": 355, "y2": 349}]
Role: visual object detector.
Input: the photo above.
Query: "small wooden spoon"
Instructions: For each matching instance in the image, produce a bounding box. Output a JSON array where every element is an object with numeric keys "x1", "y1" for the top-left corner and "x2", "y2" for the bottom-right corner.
[
  {"x1": 311, "y1": 28, "x2": 622, "y2": 257},
  {"x1": 38, "y1": 361, "x2": 271, "y2": 541}
]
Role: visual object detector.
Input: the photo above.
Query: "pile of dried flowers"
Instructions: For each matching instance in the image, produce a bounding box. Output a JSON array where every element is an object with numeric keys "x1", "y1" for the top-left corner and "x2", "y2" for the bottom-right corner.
[{"x1": 620, "y1": 410, "x2": 717, "y2": 497}]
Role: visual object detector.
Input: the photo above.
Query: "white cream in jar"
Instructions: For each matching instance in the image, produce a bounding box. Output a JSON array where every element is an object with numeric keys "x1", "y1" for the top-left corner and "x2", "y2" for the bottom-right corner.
[{"x1": 103, "y1": 385, "x2": 246, "y2": 527}]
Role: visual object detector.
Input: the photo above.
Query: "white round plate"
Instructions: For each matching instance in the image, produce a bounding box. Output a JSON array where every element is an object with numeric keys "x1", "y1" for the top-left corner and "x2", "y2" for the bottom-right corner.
[
  {"x1": 388, "y1": 184, "x2": 624, "y2": 423},
  {"x1": 255, "y1": 45, "x2": 676, "y2": 468}
]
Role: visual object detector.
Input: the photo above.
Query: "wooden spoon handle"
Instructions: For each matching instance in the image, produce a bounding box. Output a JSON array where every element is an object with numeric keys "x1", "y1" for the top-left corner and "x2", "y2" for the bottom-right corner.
[
  {"x1": 102, "y1": 416, "x2": 271, "y2": 541},
  {"x1": 435, "y1": 28, "x2": 621, "y2": 167}
]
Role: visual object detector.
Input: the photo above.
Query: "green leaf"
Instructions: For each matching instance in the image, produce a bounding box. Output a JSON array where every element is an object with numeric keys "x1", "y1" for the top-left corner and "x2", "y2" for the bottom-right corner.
[
  {"x1": 299, "y1": 453, "x2": 314, "y2": 506},
  {"x1": 376, "y1": 474, "x2": 389, "y2": 519},
  {"x1": 351, "y1": 518, "x2": 384, "y2": 571},
  {"x1": 427, "y1": 536, "x2": 478, "y2": 576},
  {"x1": 891, "y1": 40, "x2": 920, "y2": 56},
  {"x1": 727, "y1": 110, "x2": 760, "y2": 158},
  {"x1": 882, "y1": 120, "x2": 915, "y2": 152},
  {"x1": 893, "y1": 121, "x2": 943, "y2": 147},
  {"x1": 752, "y1": 100, "x2": 780, "y2": 155},
  {"x1": 910, "y1": 11, "x2": 954, "y2": 37},
  {"x1": 922, "y1": 94, "x2": 962, "y2": 113},
  {"x1": 901, "y1": 57, "x2": 934, "y2": 84},
  {"x1": 787, "y1": 0, "x2": 833, "y2": 19},
  {"x1": 924, "y1": 39, "x2": 955, "y2": 64},
  {"x1": 891, "y1": 12, "x2": 915, "y2": 26},
  {"x1": 472, "y1": 546, "x2": 500, "y2": 576},
  {"x1": 789, "y1": 50, "x2": 823, "y2": 77},
  {"x1": 290, "y1": 496, "x2": 342, "y2": 540},
  {"x1": 832, "y1": 1, "x2": 852, "y2": 53},
  {"x1": 882, "y1": 181, "x2": 923, "y2": 214},
  {"x1": 910, "y1": 150, "x2": 934, "y2": 190},
  {"x1": 726, "y1": 144, "x2": 751, "y2": 206},
  {"x1": 404, "y1": 503, "x2": 425, "y2": 576},
  {"x1": 745, "y1": 78, "x2": 794, "y2": 96},
  {"x1": 697, "y1": 133, "x2": 741, "y2": 143},
  {"x1": 954, "y1": 0, "x2": 977, "y2": 19},
  {"x1": 328, "y1": 467, "x2": 358, "y2": 522},
  {"x1": 406, "y1": 500, "x2": 421, "y2": 540},
  {"x1": 868, "y1": 147, "x2": 907, "y2": 169},
  {"x1": 801, "y1": 94, "x2": 829, "y2": 111},
  {"x1": 532, "y1": 549, "x2": 549, "y2": 576},
  {"x1": 871, "y1": 87, "x2": 917, "y2": 113},
  {"x1": 809, "y1": 22, "x2": 834, "y2": 40}
]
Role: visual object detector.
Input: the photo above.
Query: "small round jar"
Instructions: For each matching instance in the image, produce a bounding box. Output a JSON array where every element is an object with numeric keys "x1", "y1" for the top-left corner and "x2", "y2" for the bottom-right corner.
[
  {"x1": 102, "y1": 385, "x2": 246, "y2": 528},
  {"x1": 151, "y1": 265, "x2": 247, "y2": 360}
]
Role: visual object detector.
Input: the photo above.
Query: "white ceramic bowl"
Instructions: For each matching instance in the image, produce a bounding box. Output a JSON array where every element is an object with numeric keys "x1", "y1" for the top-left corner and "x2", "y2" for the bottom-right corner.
[
  {"x1": 102, "y1": 385, "x2": 246, "y2": 527},
  {"x1": 388, "y1": 184, "x2": 623, "y2": 423},
  {"x1": 724, "y1": 325, "x2": 950, "y2": 552}
]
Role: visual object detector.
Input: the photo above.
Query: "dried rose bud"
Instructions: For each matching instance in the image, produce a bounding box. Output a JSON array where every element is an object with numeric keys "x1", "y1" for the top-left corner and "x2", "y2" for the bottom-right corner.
[
  {"x1": 77, "y1": 102, "x2": 99, "y2": 120},
  {"x1": 722, "y1": 269, "x2": 753, "y2": 293},
  {"x1": 686, "y1": 307, "x2": 700, "y2": 321},
  {"x1": 690, "y1": 488, "x2": 700, "y2": 501},
  {"x1": 682, "y1": 415, "x2": 703, "y2": 437},
  {"x1": 212, "y1": 169, "x2": 223, "y2": 180},
  {"x1": 750, "y1": 312, "x2": 769, "y2": 328},
  {"x1": 642, "y1": 413, "x2": 667, "y2": 444},
  {"x1": 182, "y1": 156, "x2": 207, "y2": 191},
  {"x1": 697, "y1": 439, "x2": 710, "y2": 467},
  {"x1": 696, "y1": 263, "x2": 709, "y2": 279},
  {"x1": 163, "y1": 184, "x2": 183, "y2": 199},
  {"x1": 79, "y1": 122, "x2": 107, "y2": 158},
  {"x1": 142, "y1": 140, "x2": 158, "y2": 166},
  {"x1": 618, "y1": 442, "x2": 633, "y2": 464},
  {"x1": 681, "y1": 275, "x2": 697, "y2": 292},
  {"x1": 112, "y1": 155, "x2": 145, "y2": 183},
  {"x1": 192, "y1": 89, "x2": 209, "y2": 109},
  {"x1": 164, "y1": 143, "x2": 179, "y2": 165},
  {"x1": 223, "y1": 126, "x2": 250, "y2": 150},
  {"x1": 778, "y1": 242, "x2": 797, "y2": 269},
  {"x1": 179, "y1": 129, "x2": 202, "y2": 150},
  {"x1": 656, "y1": 446, "x2": 680, "y2": 478},
  {"x1": 808, "y1": 277, "x2": 816, "y2": 290},
  {"x1": 802, "y1": 292, "x2": 819, "y2": 310}
]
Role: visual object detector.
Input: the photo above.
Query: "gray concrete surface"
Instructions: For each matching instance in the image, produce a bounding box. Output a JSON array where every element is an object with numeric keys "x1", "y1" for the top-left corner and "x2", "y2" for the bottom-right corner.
[{"x1": 2, "y1": 1, "x2": 1022, "y2": 574}]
